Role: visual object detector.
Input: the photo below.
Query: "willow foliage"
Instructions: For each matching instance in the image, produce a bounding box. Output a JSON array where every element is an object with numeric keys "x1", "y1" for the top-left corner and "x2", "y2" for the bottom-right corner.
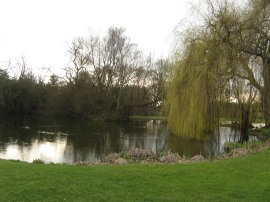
[
  {"x1": 167, "y1": 30, "x2": 237, "y2": 139},
  {"x1": 167, "y1": 0, "x2": 270, "y2": 139}
]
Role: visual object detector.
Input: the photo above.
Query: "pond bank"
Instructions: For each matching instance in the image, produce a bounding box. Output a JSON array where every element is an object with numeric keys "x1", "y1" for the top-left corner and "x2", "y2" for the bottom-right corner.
[
  {"x1": 250, "y1": 126, "x2": 270, "y2": 141},
  {"x1": 78, "y1": 141, "x2": 270, "y2": 165},
  {"x1": 5, "y1": 141, "x2": 269, "y2": 166}
]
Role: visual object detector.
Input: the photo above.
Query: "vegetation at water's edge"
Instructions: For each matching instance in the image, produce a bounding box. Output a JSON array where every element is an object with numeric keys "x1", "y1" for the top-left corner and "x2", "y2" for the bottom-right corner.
[
  {"x1": 223, "y1": 141, "x2": 269, "y2": 156},
  {"x1": 28, "y1": 142, "x2": 270, "y2": 165},
  {"x1": 1, "y1": 149, "x2": 270, "y2": 201},
  {"x1": 260, "y1": 127, "x2": 270, "y2": 136},
  {"x1": 250, "y1": 126, "x2": 270, "y2": 140},
  {"x1": 93, "y1": 142, "x2": 270, "y2": 165}
]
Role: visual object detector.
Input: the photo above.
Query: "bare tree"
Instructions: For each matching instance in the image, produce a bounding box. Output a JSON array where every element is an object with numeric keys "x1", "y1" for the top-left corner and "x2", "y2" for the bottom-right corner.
[{"x1": 66, "y1": 37, "x2": 91, "y2": 84}]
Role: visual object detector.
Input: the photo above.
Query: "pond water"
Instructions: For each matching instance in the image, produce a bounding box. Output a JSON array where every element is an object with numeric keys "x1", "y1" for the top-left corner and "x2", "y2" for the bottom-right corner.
[{"x1": 0, "y1": 116, "x2": 258, "y2": 164}]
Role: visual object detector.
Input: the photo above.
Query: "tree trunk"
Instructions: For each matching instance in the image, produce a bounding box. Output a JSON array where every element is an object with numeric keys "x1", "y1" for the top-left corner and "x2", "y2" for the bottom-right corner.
[
  {"x1": 262, "y1": 90, "x2": 270, "y2": 126},
  {"x1": 240, "y1": 109, "x2": 249, "y2": 143},
  {"x1": 262, "y1": 59, "x2": 270, "y2": 126},
  {"x1": 116, "y1": 85, "x2": 123, "y2": 119}
]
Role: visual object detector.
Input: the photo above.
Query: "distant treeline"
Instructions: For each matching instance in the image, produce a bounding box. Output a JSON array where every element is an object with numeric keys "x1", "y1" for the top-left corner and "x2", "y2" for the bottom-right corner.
[
  {"x1": 0, "y1": 28, "x2": 171, "y2": 120},
  {"x1": 0, "y1": 67, "x2": 168, "y2": 120}
]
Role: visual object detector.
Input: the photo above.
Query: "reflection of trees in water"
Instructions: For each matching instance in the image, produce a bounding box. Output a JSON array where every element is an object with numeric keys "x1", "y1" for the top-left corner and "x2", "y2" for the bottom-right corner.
[
  {"x1": 0, "y1": 121, "x2": 33, "y2": 147},
  {"x1": 66, "y1": 143, "x2": 98, "y2": 164},
  {"x1": 101, "y1": 133, "x2": 112, "y2": 155},
  {"x1": 65, "y1": 134, "x2": 100, "y2": 163},
  {"x1": 119, "y1": 120, "x2": 168, "y2": 153},
  {"x1": 202, "y1": 127, "x2": 256, "y2": 157},
  {"x1": 215, "y1": 127, "x2": 240, "y2": 154},
  {"x1": 0, "y1": 118, "x2": 259, "y2": 163},
  {"x1": 168, "y1": 127, "x2": 246, "y2": 158}
]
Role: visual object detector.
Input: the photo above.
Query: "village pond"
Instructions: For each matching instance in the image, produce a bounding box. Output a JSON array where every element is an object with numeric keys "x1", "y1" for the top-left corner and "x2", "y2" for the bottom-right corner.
[{"x1": 0, "y1": 116, "x2": 258, "y2": 164}]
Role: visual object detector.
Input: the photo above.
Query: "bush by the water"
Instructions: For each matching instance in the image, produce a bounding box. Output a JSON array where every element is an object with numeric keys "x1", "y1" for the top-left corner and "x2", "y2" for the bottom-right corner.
[
  {"x1": 99, "y1": 142, "x2": 270, "y2": 165},
  {"x1": 223, "y1": 141, "x2": 269, "y2": 157}
]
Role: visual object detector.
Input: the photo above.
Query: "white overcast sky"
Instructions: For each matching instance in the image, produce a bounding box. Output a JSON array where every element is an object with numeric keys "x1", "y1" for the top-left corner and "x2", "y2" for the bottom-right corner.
[{"x1": 0, "y1": 0, "x2": 199, "y2": 77}]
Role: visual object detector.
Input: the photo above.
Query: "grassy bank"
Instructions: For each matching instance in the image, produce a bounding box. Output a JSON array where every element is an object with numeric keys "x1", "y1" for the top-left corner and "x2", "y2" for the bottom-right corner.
[
  {"x1": 253, "y1": 127, "x2": 270, "y2": 140},
  {"x1": 260, "y1": 127, "x2": 270, "y2": 136},
  {"x1": 1, "y1": 150, "x2": 270, "y2": 201}
]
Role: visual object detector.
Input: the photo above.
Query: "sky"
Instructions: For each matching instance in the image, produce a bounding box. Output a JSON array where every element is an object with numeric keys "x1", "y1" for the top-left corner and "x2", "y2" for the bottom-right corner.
[{"x1": 0, "y1": 0, "x2": 199, "y2": 77}]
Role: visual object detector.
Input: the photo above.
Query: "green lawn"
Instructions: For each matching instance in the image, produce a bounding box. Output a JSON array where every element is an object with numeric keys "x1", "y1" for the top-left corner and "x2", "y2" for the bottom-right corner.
[{"x1": 1, "y1": 150, "x2": 270, "y2": 201}]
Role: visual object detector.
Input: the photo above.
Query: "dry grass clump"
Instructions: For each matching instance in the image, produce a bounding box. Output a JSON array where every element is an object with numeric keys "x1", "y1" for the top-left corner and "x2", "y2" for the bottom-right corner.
[
  {"x1": 231, "y1": 148, "x2": 249, "y2": 157},
  {"x1": 113, "y1": 158, "x2": 128, "y2": 165},
  {"x1": 81, "y1": 141, "x2": 270, "y2": 165},
  {"x1": 75, "y1": 160, "x2": 88, "y2": 165},
  {"x1": 102, "y1": 153, "x2": 128, "y2": 165},
  {"x1": 127, "y1": 147, "x2": 157, "y2": 162},
  {"x1": 190, "y1": 154, "x2": 205, "y2": 162},
  {"x1": 102, "y1": 153, "x2": 120, "y2": 163},
  {"x1": 100, "y1": 148, "x2": 207, "y2": 165},
  {"x1": 76, "y1": 141, "x2": 270, "y2": 166},
  {"x1": 159, "y1": 151, "x2": 183, "y2": 163}
]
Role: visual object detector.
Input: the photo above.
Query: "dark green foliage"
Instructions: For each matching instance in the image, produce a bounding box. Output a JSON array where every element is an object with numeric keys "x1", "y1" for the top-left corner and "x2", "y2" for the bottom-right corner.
[
  {"x1": 0, "y1": 27, "x2": 170, "y2": 120},
  {"x1": 0, "y1": 72, "x2": 41, "y2": 115},
  {"x1": 0, "y1": 65, "x2": 164, "y2": 120}
]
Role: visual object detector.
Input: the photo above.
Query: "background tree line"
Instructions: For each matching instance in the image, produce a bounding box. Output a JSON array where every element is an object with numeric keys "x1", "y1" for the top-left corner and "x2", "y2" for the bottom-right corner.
[{"x1": 0, "y1": 27, "x2": 171, "y2": 120}]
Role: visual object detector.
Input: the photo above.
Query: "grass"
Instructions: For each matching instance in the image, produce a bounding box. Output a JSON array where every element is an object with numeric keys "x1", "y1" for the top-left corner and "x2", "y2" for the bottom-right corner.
[
  {"x1": 260, "y1": 127, "x2": 270, "y2": 135},
  {"x1": 250, "y1": 126, "x2": 270, "y2": 140},
  {"x1": 256, "y1": 127, "x2": 270, "y2": 140},
  {"x1": 1, "y1": 150, "x2": 270, "y2": 201}
]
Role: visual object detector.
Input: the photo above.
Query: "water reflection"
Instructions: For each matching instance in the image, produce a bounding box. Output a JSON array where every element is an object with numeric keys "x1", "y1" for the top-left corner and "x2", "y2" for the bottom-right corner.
[
  {"x1": 0, "y1": 117, "x2": 258, "y2": 164},
  {"x1": 119, "y1": 120, "x2": 168, "y2": 154}
]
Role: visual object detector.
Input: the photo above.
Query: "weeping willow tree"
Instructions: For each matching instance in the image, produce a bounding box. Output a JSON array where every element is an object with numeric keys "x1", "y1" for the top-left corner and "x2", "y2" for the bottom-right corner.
[
  {"x1": 167, "y1": 0, "x2": 269, "y2": 140},
  {"x1": 168, "y1": 31, "x2": 235, "y2": 139}
]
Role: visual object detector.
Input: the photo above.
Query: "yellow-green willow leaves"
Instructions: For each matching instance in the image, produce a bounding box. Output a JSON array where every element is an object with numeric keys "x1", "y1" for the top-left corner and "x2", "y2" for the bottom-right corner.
[{"x1": 167, "y1": 0, "x2": 270, "y2": 139}]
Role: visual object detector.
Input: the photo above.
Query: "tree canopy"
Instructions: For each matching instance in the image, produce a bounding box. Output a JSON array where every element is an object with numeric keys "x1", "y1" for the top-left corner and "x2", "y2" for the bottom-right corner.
[
  {"x1": 167, "y1": 0, "x2": 270, "y2": 139},
  {"x1": 0, "y1": 28, "x2": 170, "y2": 120}
]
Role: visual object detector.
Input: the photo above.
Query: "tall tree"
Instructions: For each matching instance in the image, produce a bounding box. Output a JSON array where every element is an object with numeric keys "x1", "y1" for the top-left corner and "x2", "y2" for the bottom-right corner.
[
  {"x1": 167, "y1": 0, "x2": 270, "y2": 139},
  {"x1": 65, "y1": 27, "x2": 153, "y2": 120}
]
